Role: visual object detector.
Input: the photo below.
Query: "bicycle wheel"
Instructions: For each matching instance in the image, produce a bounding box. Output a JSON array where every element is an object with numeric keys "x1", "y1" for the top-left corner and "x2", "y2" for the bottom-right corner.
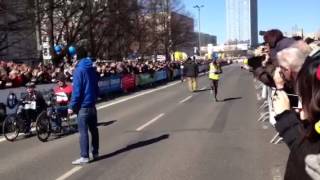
[
  {"x1": 2, "y1": 115, "x2": 20, "y2": 141},
  {"x1": 36, "y1": 111, "x2": 51, "y2": 142}
]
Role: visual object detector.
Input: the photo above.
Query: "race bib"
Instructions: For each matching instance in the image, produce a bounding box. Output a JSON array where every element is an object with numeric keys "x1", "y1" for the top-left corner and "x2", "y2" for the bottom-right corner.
[
  {"x1": 56, "y1": 92, "x2": 69, "y2": 102},
  {"x1": 25, "y1": 101, "x2": 36, "y2": 110}
]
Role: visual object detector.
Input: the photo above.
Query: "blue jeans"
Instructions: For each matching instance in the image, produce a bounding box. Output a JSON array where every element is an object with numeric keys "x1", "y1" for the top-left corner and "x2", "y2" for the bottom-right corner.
[{"x1": 77, "y1": 107, "x2": 99, "y2": 158}]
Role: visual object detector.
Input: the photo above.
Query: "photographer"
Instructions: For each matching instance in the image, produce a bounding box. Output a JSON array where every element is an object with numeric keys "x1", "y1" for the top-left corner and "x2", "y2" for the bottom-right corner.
[
  {"x1": 263, "y1": 29, "x2": 296, "y2": 61},
  {"x1": 272, "y1": 56, "x2": 320, "y2": 180},
  {"x1": 250, "y1": 31, "x2": 311, "y2": 93}
]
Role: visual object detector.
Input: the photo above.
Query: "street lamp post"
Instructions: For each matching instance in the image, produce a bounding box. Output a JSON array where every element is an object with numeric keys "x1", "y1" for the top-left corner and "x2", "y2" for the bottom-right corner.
[{"x1": 193, "y1": 5, "x2": 204, "y2": 57}]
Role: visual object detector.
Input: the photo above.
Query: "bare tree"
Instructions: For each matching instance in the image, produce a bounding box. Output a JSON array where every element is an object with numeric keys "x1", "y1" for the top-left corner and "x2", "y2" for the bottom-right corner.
[
  {"x1": 1, "y1": 0, "x2": 194, "y2": 62},
  {"x1": 134, "y1": 0, "x2": 194, "y2": 61},
  {"x1": 0, "y1": 0, "x2": 39, "y2": 60}
]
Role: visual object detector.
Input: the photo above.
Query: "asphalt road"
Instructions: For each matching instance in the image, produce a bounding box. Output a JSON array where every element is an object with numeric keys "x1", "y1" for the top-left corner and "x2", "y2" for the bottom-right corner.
[{"x1": 0, "y1": 64, "x2": 288, "y2": 180}]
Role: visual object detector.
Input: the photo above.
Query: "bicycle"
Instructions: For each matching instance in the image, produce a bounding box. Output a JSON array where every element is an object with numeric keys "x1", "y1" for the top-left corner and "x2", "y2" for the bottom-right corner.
[
  {"x1": 2, "y1": 100, "x2": 37, "y2": 141},
  {"x1": 36, "y1": 90, "x2": 75, "y2": 142}
]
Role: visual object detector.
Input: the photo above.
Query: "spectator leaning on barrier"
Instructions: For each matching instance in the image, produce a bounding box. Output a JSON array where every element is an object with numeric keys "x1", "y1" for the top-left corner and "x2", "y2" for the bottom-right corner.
[
  {"x1": 272, "y1": 47, "x2": 310, "y2": 93},
  {"x1": 251, "y1": 29, "x2": 312, "y2": 92},
  {"x1": 68, "y1": 44, "x2": 100, "y2": 165},
  {"x1": 250, "y1": 29, "x2": 295, "y2": 86},
  {"x1": 263, "y1": 29, "x2": 296, "y2": 61},
  {"x1": 272, "y1": 55, "x2": 320, "y2": 180}
]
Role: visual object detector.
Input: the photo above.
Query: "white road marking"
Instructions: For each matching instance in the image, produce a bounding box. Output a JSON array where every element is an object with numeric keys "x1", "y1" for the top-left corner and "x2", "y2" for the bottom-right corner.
[
  {"x1": 136, "y1": 113, "x2": 165, "y2": 131},
  {"x1": 179, "y1": 95, "x2": 192, "y2": 103},
  {"x1": 56, "y1": 166, "x2": 82, "y2": 180},
  {"x1": 0, "y1": 127, "x2": 36, "y2": 143},
  {"x1": 96, "y1": 82, "x2": 180, "y2": 110},
  {"x1": 271, "y1": 166, "x2": 282, "y2": 180}
]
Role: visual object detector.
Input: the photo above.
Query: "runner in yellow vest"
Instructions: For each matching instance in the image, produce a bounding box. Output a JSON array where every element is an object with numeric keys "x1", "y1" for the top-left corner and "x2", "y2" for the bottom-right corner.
[{"x1": 209, "y1": 59, "x2": 222, "y2": 101}]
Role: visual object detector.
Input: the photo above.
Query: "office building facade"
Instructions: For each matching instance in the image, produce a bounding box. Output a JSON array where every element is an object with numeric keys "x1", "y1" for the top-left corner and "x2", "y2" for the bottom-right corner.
[{"x1": 226, "y1": 0, "x2": 258, "y2": 47}]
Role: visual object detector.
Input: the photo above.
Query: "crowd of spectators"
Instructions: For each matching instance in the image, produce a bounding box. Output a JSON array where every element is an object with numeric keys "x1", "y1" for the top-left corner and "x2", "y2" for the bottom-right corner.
[
  {"x1": 0, "y1": 58, "x2": 208, "y2": 89},
  {"x1": 95, "y1": 60, "x2": 181, "y2": 78},
  {"x1": 248, "y1": 29, "x2": 320, "y2": 180},
  {"x1": 0, "y1": 61, "x2": 55, "y2": 88}
]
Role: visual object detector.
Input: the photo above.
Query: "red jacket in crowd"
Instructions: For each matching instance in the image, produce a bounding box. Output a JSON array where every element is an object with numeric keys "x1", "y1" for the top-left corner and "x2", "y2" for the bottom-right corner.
[{"x1": 54, "y1": 84, "x2": 73, "y2": 106}]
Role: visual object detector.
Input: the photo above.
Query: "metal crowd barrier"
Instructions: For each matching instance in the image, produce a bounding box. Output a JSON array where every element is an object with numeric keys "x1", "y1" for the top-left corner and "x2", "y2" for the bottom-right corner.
[{"x1": 255, "y1": 80, "x2": 283, "y2": 144}]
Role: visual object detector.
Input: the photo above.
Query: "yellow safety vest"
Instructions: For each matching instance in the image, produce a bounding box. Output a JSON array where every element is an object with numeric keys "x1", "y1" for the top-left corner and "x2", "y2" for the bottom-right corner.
[
  {"x1": 209, "y1": 63, "x2": 221, "y2": 80},
  {"x1": 243, "y1": 58, "x2": 248, "y2": 65}
]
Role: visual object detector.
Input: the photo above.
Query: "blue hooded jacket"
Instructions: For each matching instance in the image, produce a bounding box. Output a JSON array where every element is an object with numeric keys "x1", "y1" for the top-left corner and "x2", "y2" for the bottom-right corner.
[{"x1": 69, "y1": 58, "x2": 99, "y2": 111}]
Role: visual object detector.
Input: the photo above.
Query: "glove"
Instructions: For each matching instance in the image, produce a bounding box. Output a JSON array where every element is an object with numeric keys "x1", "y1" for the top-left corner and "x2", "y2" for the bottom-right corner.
[{"x1": 305, "y1": 154, "x2": 320, "y2": 180}]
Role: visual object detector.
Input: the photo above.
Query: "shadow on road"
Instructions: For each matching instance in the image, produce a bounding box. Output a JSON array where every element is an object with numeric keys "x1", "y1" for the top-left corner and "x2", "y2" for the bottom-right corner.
[
  {"x1": 193, "y1": 88, "x2": 211, "y2": 93},
  {"x1": 93, "y1": 134, "x2": 170, "y2": 162},
  {"x1": 98, "y1": 120, "x2": 117, "y2": 127},
  {"x1": 221, "y1": 97, "x2": 242, "y2": 102},
  {"x1": 49, "y1": 120, "x2": 117, "y2": 141}
]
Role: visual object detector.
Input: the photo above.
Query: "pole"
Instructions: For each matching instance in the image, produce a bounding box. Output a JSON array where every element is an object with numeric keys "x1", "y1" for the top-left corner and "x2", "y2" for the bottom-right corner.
[
  {"x1": 198, "y1": 8, "x2": 201, "y2": 57},
  {"x1": 35, "y1": 0, "x2": 43, "y2": 62},
  {"x1": 194, "y1": 5, "x2": 204, "y2": 57}
]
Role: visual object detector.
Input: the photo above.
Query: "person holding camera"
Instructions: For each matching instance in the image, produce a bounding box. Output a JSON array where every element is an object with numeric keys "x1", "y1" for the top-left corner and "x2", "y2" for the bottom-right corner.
[
  {"x1": 272, "y1": 56, "x2": 320, "y2": 180},
  {"x1": 251, "y1": 29, "x2": 311, "y2": 91},
  {"x1": 209, "y1": 58, "x2": 222, "y2": 101}
]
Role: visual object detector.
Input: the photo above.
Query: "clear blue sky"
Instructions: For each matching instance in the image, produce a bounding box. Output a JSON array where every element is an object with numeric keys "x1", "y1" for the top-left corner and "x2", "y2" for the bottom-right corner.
[{"x1": 183, "y1": 0, "x2": 320, "y2": 44}]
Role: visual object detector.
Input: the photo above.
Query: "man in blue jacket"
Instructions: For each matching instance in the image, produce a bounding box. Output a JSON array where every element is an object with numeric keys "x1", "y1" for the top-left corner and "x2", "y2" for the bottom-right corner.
[{"x1": 68, "y1": 45, "x2": 99, "y2": 165}]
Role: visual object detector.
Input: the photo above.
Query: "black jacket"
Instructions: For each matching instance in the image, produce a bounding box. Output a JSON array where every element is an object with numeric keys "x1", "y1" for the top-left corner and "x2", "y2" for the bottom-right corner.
[
  {"x1": 275, "y1": 110, "x2": 320, "y2": 180},
  {"x1": 184, "y1": 62, "x2": 198, "y2": 77},
  {"x1": 21, "y1": 91, "x2": 47, "y2": 113}
]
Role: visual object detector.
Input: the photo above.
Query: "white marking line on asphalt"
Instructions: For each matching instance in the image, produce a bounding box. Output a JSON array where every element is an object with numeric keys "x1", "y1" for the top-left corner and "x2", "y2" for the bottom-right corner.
[
  {"x1": 96, "y1": 82, "x2": 180, "y2": 110},
  {"x1": 179, "y1": 95, "x2": 192, "y2": 103},
  {"x1": 136, "y1": 113, "x2": 165, "y2": 131},
  {"x1": 0, "y1": 127, "x2": 36, "y2": 143},
  {"x1": 56, "y1": 166, "x2": 82, "y2": 180},
  {"x1": 271, "y1": 167, "x2": 282, "y2": 180}
]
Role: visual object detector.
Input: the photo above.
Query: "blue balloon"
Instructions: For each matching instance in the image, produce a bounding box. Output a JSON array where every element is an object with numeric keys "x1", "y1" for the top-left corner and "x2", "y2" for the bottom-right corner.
[
  {"x1": 54, "y1": 45, "x2": 62, "y2": 55},
  {"x1": 68, "y1": 46, "x2": 77, "y2": 57}
]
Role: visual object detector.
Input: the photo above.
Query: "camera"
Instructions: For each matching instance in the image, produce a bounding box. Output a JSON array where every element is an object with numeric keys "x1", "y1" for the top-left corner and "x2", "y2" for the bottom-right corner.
[{"x1": 247, "y1": 55, "x2": 266, "y2": 69}]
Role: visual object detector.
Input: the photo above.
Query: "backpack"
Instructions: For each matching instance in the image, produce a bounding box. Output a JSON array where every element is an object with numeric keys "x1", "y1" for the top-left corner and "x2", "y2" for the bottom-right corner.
[{"x1": 7, "y1": 92, "x2": 18, "y2": 109}]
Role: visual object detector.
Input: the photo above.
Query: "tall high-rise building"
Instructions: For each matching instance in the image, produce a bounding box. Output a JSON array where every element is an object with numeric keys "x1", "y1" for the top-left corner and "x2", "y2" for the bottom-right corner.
[{"x1": 226, "y1": 0, "x2": 258, "y2": 47}]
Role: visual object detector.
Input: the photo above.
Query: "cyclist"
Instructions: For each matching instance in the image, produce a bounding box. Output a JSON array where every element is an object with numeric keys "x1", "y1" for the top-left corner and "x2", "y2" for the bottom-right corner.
[
  {"x1": 21, "y1": 82, "x2": 47, "y2": 135},
  {"x1": 52, "y1": 73, "x2": 73, "y2": 132}
]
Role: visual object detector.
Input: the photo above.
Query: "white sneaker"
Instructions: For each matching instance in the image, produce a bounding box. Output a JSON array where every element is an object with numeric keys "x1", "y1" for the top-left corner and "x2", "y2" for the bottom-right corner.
[{"x1": 72, "y1": 157, "x2": 89, "y2": 165}]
